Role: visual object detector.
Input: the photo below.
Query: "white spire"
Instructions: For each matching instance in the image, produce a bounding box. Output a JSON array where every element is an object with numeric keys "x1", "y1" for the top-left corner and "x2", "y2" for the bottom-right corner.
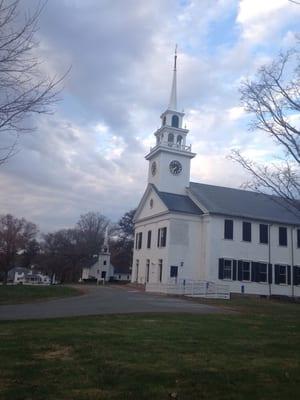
[
  {"x1": 101, "y1": 225, "x2": 109, "y2": 253},
  {"x1": 104, "y1": 225, "x2": 109, "y2": 247},
  {"x1": 168, "y1": 45, "x2": 177, "y2": 111}
]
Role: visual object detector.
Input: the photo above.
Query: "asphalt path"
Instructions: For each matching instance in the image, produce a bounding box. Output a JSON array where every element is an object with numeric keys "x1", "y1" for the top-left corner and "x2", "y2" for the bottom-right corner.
[{"x1": 0, "y1": 285, "x2": 227, "y2": 320}]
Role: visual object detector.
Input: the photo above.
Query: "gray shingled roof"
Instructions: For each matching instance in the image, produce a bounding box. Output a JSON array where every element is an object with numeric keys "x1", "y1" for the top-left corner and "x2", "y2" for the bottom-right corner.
[
  {"x1": 189, "y1": 182, "x2": 300, "y2": 225},
  {"x1": 153, "y1": 185, "x2": 203, "y2": 215}
]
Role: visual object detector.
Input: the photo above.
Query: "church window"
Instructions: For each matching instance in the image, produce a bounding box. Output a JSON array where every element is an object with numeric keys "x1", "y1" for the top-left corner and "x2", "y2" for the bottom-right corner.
[
  {"x1": 297, "y1": 229, "x2": 300, "y2": 248},
  {"x1": 171, "y1": 115, "x2": 179, "y2": 128},
  {"x1": 168, "y1": 133, "x2": 174, "y2": 143},
  {"x1": 135, "y1": 260, "x2": 139, "y2": 282},
  {"x1": 242, "y1": 222, "x2": 251, "y2": 242},
  {"x1": 162, "y1": 116, "x2": 166, "y2": 126},
  {"x1": 150, "y1": 198, "x2": 154, "y2": 208},
  {"x1": 238, "y1": 261, "x2": 251, "y2": 281},
  {"x1": 176, "y1": 135, "x2": 183, "y2": 145},
  {"x1": 224, "y1": 219, "x2": 233, "y2": 240},
  {"x1": 279, "y1": 227, "x2": 287, "y2": 246},
  {"x1": 275, "y1": 264, "x2": 290, "y2": 285},
  {"x1": 147, "y1": 230, "x2": 152, "y2": 248},
  {"x1": 223, "y1": 259, "x2": 233, "y2": 280},
  {"x1": 293, "y1": 266, "x2": 300, "y2": 285},
  {"x1": 170, "y1": 265, "x2": 178, "y2": 278},
  {"x1": 259, "y1": 224, "x2": 268, "y2": 244},
  {"x1": 158, "y1": 259, "x2": 163, "y2": 282},
  {"x1": 103, "y1": 260, "x2": 107, "y2": 266},
  {"x1": 146, "y1": 259, "x2": 150, "y2": 282},
  {"x1": 135, "y1": 232, "x2": 142, "y2": 250},
  {"x1": 157, "y1": 227, "x2": 167, "y2": 247}
]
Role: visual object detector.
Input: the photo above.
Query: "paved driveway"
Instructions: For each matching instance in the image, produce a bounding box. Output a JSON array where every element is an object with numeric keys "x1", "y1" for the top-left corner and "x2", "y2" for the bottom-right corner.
[{"x1": 0, "y1": 285, "x2": 226, "y2": 320}]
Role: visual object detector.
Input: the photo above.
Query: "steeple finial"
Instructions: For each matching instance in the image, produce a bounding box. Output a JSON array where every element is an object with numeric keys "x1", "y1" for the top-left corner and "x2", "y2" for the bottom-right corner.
[{"x1": 168, "y1": 45, "x2": 178, "y2": 111}]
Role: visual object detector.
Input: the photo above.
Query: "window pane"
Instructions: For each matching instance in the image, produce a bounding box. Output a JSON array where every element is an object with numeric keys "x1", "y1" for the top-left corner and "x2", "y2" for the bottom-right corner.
[
  {"x1": 243, "y1": 222, "x2": 251, "y2": 242},
  {"x1": 223, "y1": 259, "x2": 232, "y2": 279},
  {"x1": 224, "y1": 219, "x2": 233, "y2": 239},
  {"x1": 259, "y1": 224, "x2": 268, "y2": 244},
  {"x1": 242, "y1": 261, "x2": 250, "y2": 281},
  {"x1": 279, "y1": 227, "x2": 287, "y2": 246},
  {"x1": 259, "y1": 263, "x2": 267, "y2": 282},
  {"x1": 279, "y1": 265, "x2": 287, "y2": 284},
  {"x1": 297, "y1": 229, "x2": 300, "y2": 248}
]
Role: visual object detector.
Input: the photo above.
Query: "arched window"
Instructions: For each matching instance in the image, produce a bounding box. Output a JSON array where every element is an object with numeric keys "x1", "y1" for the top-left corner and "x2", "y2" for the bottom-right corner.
[
  {"x1": 162, "y1": 116, "x2": 166, "y2": 126},
  {"x1": 177, "y1": 135, "x2": 183, "y2": 145},
  {"x1": 168, "y1": 133, "x2": 174, "y2": 143},
  {"x1": 171, "y1": 115, "x2": 179, "y2": 128}
]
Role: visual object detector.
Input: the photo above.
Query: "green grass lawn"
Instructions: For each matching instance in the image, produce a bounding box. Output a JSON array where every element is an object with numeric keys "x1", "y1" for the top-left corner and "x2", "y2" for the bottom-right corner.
[
  {"x1": 0, "y1": 297, "x2": 299, "y2": 400},
  {"x1": 0, "y1": 285, "x2": 81, "y2": 305}
]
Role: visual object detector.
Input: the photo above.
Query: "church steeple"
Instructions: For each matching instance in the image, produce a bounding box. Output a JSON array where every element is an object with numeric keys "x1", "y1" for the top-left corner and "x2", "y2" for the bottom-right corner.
[
  {"x1": 144, "y1": 47, "x2": 196, "y2": 195},
  {"x1": 168, "y1": 45, "x2": 177, "y2": 111}
]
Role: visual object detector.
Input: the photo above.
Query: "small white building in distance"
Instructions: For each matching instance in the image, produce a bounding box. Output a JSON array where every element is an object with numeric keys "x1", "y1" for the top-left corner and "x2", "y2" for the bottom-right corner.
[
  {"x1": 81, "y1": 233, "x2": 114, "y2": 282},
  {"x1": 131, "y1": 49, "x2": 300, "y2": 298}
]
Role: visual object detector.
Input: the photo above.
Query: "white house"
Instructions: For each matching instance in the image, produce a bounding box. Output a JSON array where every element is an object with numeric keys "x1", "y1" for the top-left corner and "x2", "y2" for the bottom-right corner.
[
  {"x1": 81, "y1": 233, "x2": 114, "y2": 282},
  {"x1": 131, "y1": 50, "x2": 300, "y2": 298},
  {"x1": 8, "y1": 267, "x2": 51, "y2": 285}
]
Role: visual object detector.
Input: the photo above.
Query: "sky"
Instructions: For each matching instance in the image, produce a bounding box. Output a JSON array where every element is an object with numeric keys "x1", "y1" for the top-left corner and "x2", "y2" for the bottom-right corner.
[{"x1": 0, "y1": 0, "x2": 299, "y2": 232}]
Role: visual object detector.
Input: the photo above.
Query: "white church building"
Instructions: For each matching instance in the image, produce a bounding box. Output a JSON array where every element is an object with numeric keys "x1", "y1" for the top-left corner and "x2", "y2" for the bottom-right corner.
[
  {"x1": 131, "y1": 50, "x2": 300, "y2": 298},
  {"x1": 81, "y1": 233, "x2": 114, "y2": 282}
]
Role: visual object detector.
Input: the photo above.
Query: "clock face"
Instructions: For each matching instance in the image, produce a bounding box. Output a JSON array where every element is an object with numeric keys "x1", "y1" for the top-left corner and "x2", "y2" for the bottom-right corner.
[
  {"x1": 151, "y1": 161, "x2": 157, "y2": 176},
  {"x1": 169, "y1": 160, "x2": 182, "y2": 175}
]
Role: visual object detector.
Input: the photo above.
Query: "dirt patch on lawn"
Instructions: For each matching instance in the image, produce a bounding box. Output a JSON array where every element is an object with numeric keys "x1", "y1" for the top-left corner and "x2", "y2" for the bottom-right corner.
[{"x1": 36, "y1": 345, "x2": 73, "y2": 361}]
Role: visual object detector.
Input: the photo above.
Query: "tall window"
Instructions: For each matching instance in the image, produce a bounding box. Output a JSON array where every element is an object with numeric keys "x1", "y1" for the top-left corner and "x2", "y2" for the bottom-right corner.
[
  {"x1": 135, "y1": 260, "x2": 139, "y2": 282},
  {"x1": 224, "y1": 219, "x2": 233, "y2": 240},
  {"x1": 275, "y1": 264, "x2": 289, "y2": 285},
  {"x1": 158, "y1": 259, "x2": 163, "y2": 282},
  {"x1": 157, "y1": 227, "x2": 167, "y2": 247},
  {"x1": 168, "y1": 133, "x2": 174, "y2": 143},
  {"x1": 223, "y1": 259, "x2": 233, "y2": 280},
  {"x1": 162, "y1": 116, "x2": 166, "y2": 126},
  {"x1": 171, "y1": 115, "x2": 179, "y2": 128},
  {"x1": 259, "y1": 224, "x2": 268, "y2": 244},
  {"x1": 279, "y1": 227, "x2": 287, "y2": 246},
  {"x1": 242, "y1": 222, "x2": 251, "y2": 242},
  {"x1": 170, "y1": 265, "x2": 178, "y2": 278},
  {"x1": 146, "y1": 259, "x2": 150, "y2": 283},
  {"x1": 241, "y1": 261, "x2": 251, "y2": 281},
  {"x1": 258, "y1": 263, "x2": 268, "y2": 283},
  {"x1": 135, "y1": 232, "x2": 142, "y2": 250},
  {"x1": 297, "y1": 229, "x2": 300, "y2": 248},
  {"x1": 147, "y1": 230, "x2": 152, "y2": 249}
]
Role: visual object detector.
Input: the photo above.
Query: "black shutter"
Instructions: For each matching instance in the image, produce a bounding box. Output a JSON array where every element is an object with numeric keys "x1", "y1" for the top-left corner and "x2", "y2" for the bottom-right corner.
[
  {"x1": 268, "y1": 264, "x2": 272, "y2": 284},
  {"x1": 251, "y1": 262, "x2": 259, "y2": 282},
  {"x1": 232, "y1": 260, "x2": 237, "y2": 281},
  {"x1": 218, "y1": 258, "x2": 224, "y2": 280},
  {"x1": 294, "y1": 266, "x2": 300, "y2": 286},
  {"x1": 238, "y1": 260, "x2": 243, "y2": 281},
  {"x1": 287, "y1": 265, "x2": 291, "y2": 285},
  {"x1": 157, "y1": 229, "x2": 160, "y2": 247},
  {"x1": 274, "y1": 264, "x2": 280, "y2": 284}
]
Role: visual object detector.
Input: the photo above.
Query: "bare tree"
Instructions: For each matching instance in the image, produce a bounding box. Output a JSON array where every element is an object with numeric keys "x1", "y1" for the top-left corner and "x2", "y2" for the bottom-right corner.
[
  {"x1": 76, "y1": 212, "x2": 110, "y2": 258},
  {"x1": 0, "y1": 214, "x2": 38, "y2": 283},
  {"x1": 0, "y1": 0, "x2": 65, "y2": 165},
  {"x1": 230, "y1": 49, "x2": 300, "y2": 214}
]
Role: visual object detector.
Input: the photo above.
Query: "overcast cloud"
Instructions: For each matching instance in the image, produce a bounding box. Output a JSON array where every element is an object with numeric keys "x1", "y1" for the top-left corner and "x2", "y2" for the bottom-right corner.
[{"x1": 0, "y1": 0, "x2": 299, "y2": 232}]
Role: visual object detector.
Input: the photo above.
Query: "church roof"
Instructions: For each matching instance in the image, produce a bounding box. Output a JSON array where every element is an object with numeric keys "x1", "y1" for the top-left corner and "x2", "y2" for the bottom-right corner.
[
  {"x1": 153, "y1": 186, "x2": 203, "y2": 215},
  {"x1": 189, "y1": 182, "x2": 300, "y2": 225}
]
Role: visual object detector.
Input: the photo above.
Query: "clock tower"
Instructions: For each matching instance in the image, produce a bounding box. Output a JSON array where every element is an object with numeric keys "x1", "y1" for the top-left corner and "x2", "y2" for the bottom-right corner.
[{"x1": 145, "y1": 47, "x2": 196, "y2": 195}]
